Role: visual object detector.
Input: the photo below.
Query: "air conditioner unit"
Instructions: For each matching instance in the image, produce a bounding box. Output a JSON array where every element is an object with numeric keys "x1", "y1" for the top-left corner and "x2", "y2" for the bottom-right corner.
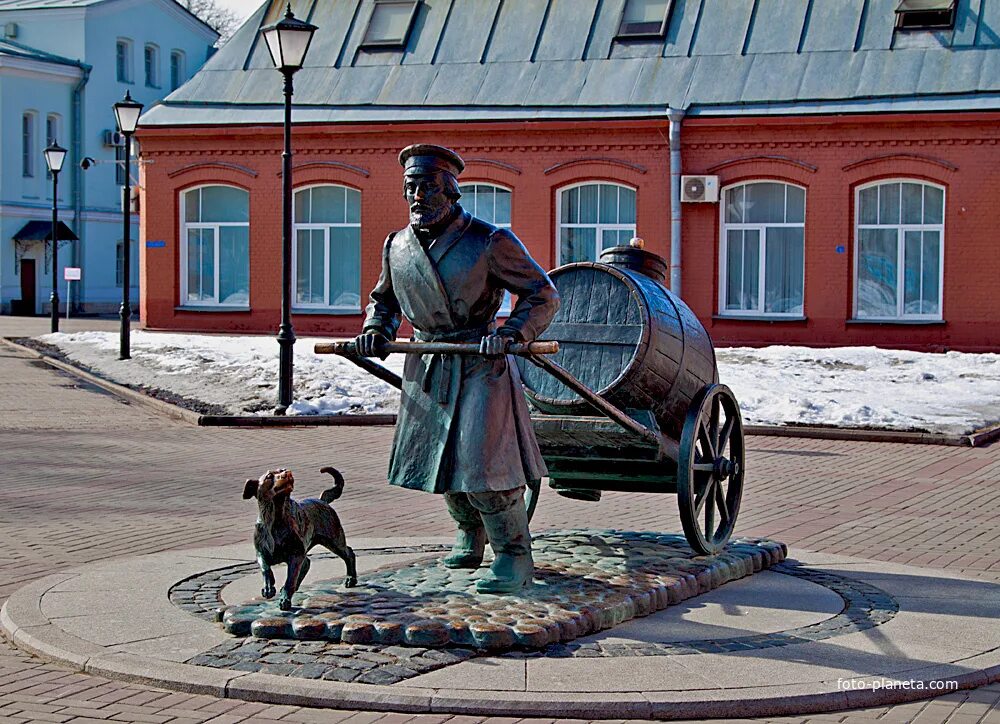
[
  {"x1": 4, "y1": 22, "x2": 18, "y2": 39},
  {"x1": 103, "y1": 130, "x2": 124, "y2": 147},
  {"x1": 681, "y1": 175, "x2": 719, "y2": 203}
]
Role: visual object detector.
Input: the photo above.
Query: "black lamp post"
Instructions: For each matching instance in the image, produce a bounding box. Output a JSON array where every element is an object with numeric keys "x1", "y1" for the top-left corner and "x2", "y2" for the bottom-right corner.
[
  {"x1": 43, "y1": 141, "x2": 67, "y2": 333},
  {"x1": 261, "y1": 4, "x2": 317, "y2": 414},
  {"x1": 113, "y1": 91, "x2": 143, "y2": 360}
]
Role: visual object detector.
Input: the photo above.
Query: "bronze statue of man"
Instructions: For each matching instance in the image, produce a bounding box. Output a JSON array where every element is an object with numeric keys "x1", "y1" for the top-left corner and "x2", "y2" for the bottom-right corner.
[{"x1": 356, "y1": 144, "x2": 559, "y2": 593}]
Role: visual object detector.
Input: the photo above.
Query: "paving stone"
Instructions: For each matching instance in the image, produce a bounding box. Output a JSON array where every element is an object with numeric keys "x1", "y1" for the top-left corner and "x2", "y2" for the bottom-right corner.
[{"x1": 2, "y1": 328, "x2": 1000, "y2": 724}]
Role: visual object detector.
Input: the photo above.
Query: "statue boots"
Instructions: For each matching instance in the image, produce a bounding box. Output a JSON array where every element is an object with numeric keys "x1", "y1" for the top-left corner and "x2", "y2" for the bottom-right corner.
[
  {"x1": 474, "y1": 490, "x2": 534, "y2": 594},
  {"x1": 442, "y1": 492, "x2": 486, "y2": 569}
]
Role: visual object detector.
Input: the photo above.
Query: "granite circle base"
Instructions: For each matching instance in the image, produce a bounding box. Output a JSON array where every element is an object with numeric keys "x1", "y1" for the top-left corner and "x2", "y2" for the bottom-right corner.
[
  {"x1": 219, "y1": 531, "x2": 788, "y2": 651},
  {"x1": 5, "y1": 535, "x2": 1000, "y2": 720}
]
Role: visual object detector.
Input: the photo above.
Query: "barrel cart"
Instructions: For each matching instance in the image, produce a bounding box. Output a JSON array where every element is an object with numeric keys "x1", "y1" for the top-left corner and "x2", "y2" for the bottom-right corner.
[{"x1": 317, "y1": 242, "x2": 745, "y2": 556}]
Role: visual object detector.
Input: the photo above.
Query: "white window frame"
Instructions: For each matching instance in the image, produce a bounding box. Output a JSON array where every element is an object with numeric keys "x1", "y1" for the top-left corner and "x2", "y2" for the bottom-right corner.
[
  {"x1": 853, "y1": 179, "x2": 945, "y2": 321},
  {"x1": 718, "y1": 181, "x2": 807, "y2": 318},
  {"x1": 22, "y1": 111, "x2": 36, "y2": 178},
  {"x1": 116, "y1": 38, "x2": 133, "y2": 83},
  {"x1": 170, "y1": 50, "x2": 186, "y2": 90},
  {"x1": 179, "y1": 185, "x2": 250, "y2": 307},
  {"x1": 291, "y1": 184, "x2": 362, "y2": 312},
  {"x1": 461, "y1": 182, "x2": 514, "y2": 314},
  {"x1": 555, "y1": 181, "x2": 637, "y2": 265},
  {"x1": 144, "y1": 43, "x2": 160, "y2": 88}
]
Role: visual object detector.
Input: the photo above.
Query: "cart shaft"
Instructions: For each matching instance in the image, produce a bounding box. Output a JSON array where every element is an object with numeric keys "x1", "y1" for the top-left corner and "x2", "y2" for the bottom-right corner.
[{"x1": 315, "y1": 340, "x2": 559, "y2": 357}]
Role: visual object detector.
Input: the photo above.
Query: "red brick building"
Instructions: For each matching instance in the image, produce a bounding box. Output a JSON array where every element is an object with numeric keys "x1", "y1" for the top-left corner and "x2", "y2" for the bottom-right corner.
[{"x1": 138, "y1": 0, "x2": 1000, "y2": 351}]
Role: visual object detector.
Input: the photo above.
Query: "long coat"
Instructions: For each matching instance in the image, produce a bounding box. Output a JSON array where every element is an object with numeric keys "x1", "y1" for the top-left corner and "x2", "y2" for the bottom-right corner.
[{"x1": 363, "y1": 207, "x2": 559, "y2": 494}]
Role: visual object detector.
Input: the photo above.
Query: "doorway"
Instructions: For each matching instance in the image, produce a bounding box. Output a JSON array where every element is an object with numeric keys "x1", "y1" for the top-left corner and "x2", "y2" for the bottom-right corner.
[{"x1": 13, "y1": 259, "x2": 36, "y2": 315}]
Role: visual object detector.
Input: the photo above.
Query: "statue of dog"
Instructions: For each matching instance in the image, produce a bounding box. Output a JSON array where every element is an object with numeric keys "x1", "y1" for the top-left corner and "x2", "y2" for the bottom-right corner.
[{"x1": 243, "y1": 467, "x2": 357, "y2": 611}]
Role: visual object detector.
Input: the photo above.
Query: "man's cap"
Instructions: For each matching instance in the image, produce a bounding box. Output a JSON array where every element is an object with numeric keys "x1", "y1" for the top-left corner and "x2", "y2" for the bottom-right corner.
[{"x1": 399, "y1": 144, "x2": 464, "y2": 177}]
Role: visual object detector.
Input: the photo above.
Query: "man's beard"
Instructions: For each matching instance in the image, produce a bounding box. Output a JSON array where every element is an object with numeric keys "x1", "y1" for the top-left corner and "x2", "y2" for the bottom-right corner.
[{"x1": 410, "y1": 202, "x2": 453, "y2": 230}]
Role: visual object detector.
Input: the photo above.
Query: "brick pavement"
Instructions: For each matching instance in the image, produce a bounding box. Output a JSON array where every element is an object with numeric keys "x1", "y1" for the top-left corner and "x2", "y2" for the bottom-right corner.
[{"x1": 1, "y1": 318, "x2": 999, "y2": 723}]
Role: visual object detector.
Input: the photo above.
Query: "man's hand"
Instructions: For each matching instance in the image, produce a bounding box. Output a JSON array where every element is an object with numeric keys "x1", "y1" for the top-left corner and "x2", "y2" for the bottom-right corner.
[
  {"x1": 355, "y1": 332, "x2": 388, "y2": 358},
  {"x1": 479, "y1": 334, "x2": 513, "y2": 358}
]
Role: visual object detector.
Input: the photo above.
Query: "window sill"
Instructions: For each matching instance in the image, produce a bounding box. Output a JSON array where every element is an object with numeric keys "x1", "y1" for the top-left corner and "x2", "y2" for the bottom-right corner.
[
  {"x1": 292, "y1": 308, "x2": 363, "y2": 316},
  {"x1": 175, "y1": 305, "x2": 251, "y2": 313},
  {"x1": 713, "y1": 314, "x2": 807, "y2": 323},
  {"x1": 847, "y1": 318, "x2": 945, "y2": 326}
]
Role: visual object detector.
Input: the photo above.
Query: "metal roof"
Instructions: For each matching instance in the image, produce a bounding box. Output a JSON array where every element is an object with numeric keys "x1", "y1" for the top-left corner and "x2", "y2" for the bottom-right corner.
[
  {"x1": 0, "y1": 0, "x2": 106, "y2": 7},
  {"x1": 0, "y1": 37, "x2": 86, "y2": 66},
  {"x1": 141, "y1": 0, "x2": 1000, "y2": 126}
]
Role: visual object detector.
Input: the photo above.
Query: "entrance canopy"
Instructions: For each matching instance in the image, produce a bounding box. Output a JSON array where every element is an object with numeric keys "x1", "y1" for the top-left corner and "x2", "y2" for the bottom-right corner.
[{"x1": 13, "y1": 220, "x2": 78, "y2": 243}]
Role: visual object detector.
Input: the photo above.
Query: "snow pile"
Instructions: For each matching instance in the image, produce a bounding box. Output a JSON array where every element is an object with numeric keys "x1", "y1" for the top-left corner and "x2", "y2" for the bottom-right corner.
[
  {"x1": 35, "y1": 332, "x2": 1000, "y2": 435},
  {"x1": 718, "y1": 346, "x2": 1000, "y2": 435},
  {"x1": 36, "y1": 331, "x2": 403, "y2": 416}
]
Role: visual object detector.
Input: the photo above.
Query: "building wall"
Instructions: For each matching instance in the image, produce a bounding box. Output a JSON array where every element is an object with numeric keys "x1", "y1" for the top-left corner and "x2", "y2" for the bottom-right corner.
[
  {"x1": 0, "y1": 66, "x2": 78, "y2": 314},
  {"x1": 0, "y1": 0, "x2": 217, "y2": 315},
  {"x1": 137, "y1": 113, "x2": 1000, "y2": 351},
  {"x1": 681, "y1": 113, "x2": 1000, "y2": 352}
]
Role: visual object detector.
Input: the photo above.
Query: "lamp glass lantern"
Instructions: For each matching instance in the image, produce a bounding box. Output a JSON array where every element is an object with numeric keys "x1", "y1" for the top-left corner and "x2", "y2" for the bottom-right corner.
[
  {"x1": 262, "y1": 6, "x2": 318, "y2": 71},
  {"x1": 44, "y1": 141, "x2": 67, "y2": 174},
  {"x1": 113, "y1": 91, "x2": 143, "y2": 134}
]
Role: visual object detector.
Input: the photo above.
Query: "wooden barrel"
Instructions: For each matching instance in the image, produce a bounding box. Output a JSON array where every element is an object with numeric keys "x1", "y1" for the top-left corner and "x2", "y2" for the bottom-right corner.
[{"x1": 517, "y1": 245, "x2": 718, "y2": 441}]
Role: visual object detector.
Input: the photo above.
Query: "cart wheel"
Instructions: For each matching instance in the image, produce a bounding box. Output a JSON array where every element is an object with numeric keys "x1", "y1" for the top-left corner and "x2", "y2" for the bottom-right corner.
[
  {"x1": 525, "y1": 478, "x2": 541, "y2": 523},
  {"x1": 677, "y1": 384, "x2": 744, "y2": 555}
]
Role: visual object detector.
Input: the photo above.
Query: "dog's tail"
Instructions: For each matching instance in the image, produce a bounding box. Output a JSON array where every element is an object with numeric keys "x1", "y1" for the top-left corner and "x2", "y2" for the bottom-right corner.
[{"x1": 319, "y1": 467, "x2": 345, "y2": 503}]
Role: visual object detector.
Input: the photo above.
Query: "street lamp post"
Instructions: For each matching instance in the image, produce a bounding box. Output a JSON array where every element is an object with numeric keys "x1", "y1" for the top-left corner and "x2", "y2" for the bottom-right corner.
[
  {"x1": 113, "y1": 91, "x2": 143, "y2": 360},
  {"x1": 261, "y1": 4, "x2": 317, "y2": 414},
  {"x1": 43, "y1": 141, "x2": 68, "y2": 334}
]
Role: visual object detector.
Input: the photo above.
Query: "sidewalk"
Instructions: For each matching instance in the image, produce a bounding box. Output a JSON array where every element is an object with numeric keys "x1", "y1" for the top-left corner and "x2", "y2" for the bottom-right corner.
[{"x1": 1, "y1": 315, "x2": 998, "y2": 723}]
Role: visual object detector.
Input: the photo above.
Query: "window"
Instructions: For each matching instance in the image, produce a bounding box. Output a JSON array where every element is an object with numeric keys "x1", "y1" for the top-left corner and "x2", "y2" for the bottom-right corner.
[
  {"x1": 116, "y1": 39, "x2": 133, "y2": 83},
  {"x1": 115, "y1": 143, "x2": 126, "y2": 186},
  {"x1": 293, "y1": 185, "x2": 361, "y2": 310},
  {"x1": 895, "y1": 0, "x2": 955, "y2": 30},
  {"x1": 361, "y1": 0, "x2": 419, "y2": 49},
  {"x1": 855, "y1": 180, "x2": 944, "y2": 320},
  {"x1": 720, "y1": 182, "x2": 805, "y2": 316},
  {"x1": 617, "y1": 0, "x2": 673, "y2": 38},
  {"x1": 22, "y1": 112, "x2": 35, "y2": 178},
  {"x1": 181, "y1": 186, "x2": 250, "y2": 306},
  {"x1": 170, "y1": 50, "x2": 185, "y2": 91},
  {"x1": 461, "y1": 183, "x2": 513, "y2": 314},
  {"x1": 45, "y1": 114, "x2": 59, "y2": 180},
  {"x1": 115, "y1": 241, "x2": 138, "y2": 287},
  {"x1": 557, "y1": 182, "x2": 636, "y2": 264},
  {"x1": 144, "y1": 44, "x2": 159, "y2": 87}
]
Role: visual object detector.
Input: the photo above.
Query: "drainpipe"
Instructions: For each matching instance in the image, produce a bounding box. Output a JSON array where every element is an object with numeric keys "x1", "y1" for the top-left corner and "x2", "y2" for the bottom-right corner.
[
  {"x1": 71, "y1": 65, "x2": 91, "y2": 313},
  {"x1": 668, "y1": 108, "x2": 685, "y2": 297}
]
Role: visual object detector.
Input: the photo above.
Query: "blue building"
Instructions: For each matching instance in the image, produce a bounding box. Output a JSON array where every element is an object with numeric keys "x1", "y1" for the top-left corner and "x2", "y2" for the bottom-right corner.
[{"x1": 0, "y1": 0, "x2": 218, "y2": 316}]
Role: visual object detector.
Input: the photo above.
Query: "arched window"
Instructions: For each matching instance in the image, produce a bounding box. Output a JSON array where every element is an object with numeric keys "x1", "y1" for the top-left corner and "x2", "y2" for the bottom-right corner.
[
  {"x1": 461, "y1": 182, "x2": 512, "y2": 314},
  {"x1": 855, "y1": 180, "x2": 944, "y2": 319},
  {"x1": 116, "y1": 38, "x2": 133, "y2": 83},
  {"x1": 170, "y1": 50, "x2": 186, "y2": 91},
  {"x1": 144, "y1": 44, "x2": 160, "y2": 87},
  {"x1": 22, "y1": 111, "x2": 36, "y2": 178},
  {"x1": 460, "y1": 183, "x2": 511, "y2": 228},
  {"x1": 45, "y1": 114, "x2": 60, "y2": 181},
  {"x1": 181, "y1": 185, "x2": 250, "y2": 306},
  {"x1": 293, "y1": 185, "x2": 361, "y2": 311},
  {"x1": 557, "y1": 182, "x2": 636, "y2": 263},
  {"x1": 720, "y1": 181, "x2": 805, "y2": 316}
]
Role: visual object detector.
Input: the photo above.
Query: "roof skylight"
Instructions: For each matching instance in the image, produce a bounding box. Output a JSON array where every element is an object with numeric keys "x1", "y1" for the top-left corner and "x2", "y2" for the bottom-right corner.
[
  {"x1": 616, "y1": 0, "x2": 673, "y2": 39},
  {"x1": 361, "y1": 0, "x2": 420, "y2": 49},
  {"x1": 895, "y1": 0, "x2": 956, "y2": 30}
]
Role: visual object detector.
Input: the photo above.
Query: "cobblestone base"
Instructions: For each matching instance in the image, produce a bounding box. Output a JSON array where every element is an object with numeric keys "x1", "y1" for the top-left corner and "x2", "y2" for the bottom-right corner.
[
  {"x1": 180, "y1": 552, "x2": 897, "y2": 686},
  {"x1": 208, "y1": 531, "x2": 788, "y2": 651}
]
